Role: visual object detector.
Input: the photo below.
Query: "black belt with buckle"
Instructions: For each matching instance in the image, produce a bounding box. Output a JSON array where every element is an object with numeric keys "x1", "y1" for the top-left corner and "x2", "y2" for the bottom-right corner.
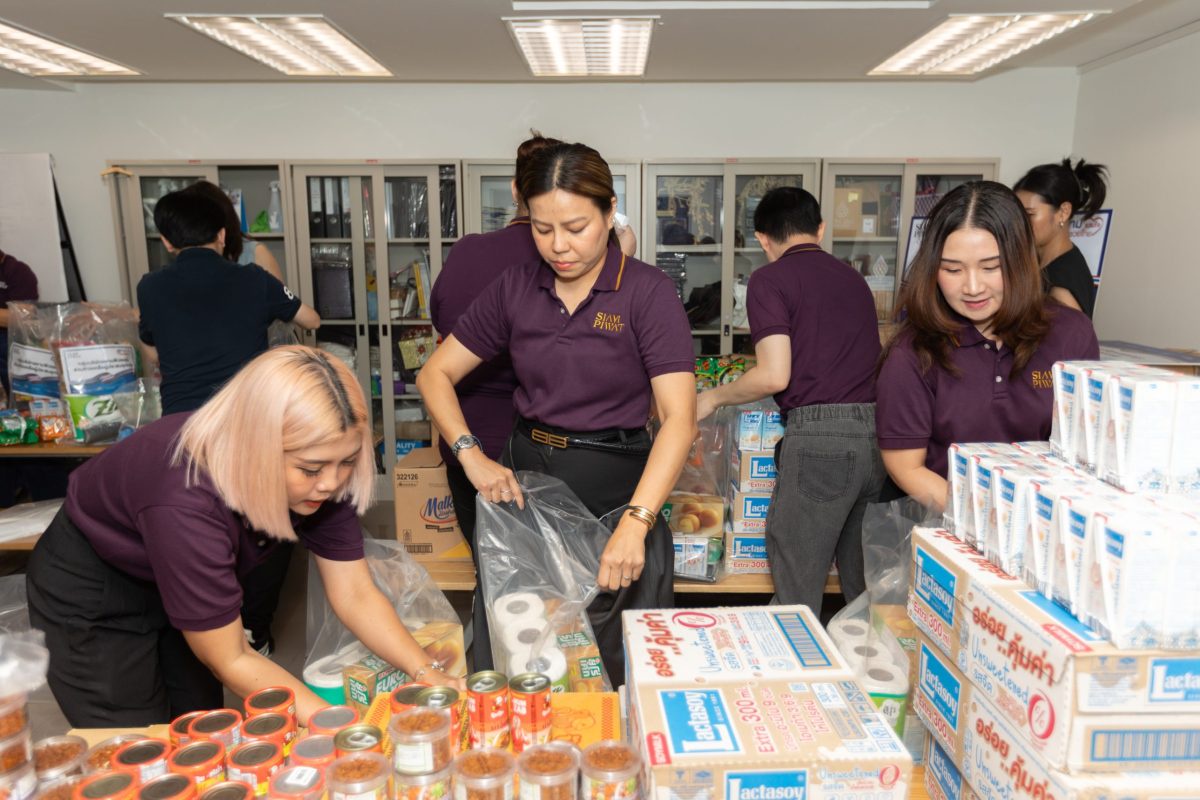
[{"x1": 516, "y1": 417, "x2": 651, "y2": 455}]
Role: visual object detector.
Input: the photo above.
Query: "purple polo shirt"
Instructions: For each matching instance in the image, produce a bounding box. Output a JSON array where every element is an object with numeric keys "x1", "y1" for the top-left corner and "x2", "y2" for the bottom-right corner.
[
  {"x1": 453, "y1": 243, "x2": 693, "y2": 431},
  {"x1": 429, "y1": 218, "x2": 537, "y2": 463},
  {"x1": 746, "y1": 243, "x2": 881, "y2": 413},
  {"x1": 64, "y1": 413, "x2": 364, "y2": 631},
  {"x1": 876, "y1": 305, "x2": 1099, "y2": 476},
  {"x1": 0, "y1": 253, "x2": 38, "y2": 304}
]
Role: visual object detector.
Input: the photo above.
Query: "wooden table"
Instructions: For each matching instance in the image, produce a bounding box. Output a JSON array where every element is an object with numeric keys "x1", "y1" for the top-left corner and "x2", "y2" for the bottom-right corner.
[{"x1": 0, "y1": 442, "x2": 107, "y2": 457}]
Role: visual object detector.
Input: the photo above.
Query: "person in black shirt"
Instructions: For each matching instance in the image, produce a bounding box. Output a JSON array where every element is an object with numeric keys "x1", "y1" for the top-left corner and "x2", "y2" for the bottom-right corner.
[
  {"x1": 138, "y1": 190, "x2": 320, "y2": 415},
  {"x1": 1014, "y1": 159, "x2": 1109, "y2": 318}
]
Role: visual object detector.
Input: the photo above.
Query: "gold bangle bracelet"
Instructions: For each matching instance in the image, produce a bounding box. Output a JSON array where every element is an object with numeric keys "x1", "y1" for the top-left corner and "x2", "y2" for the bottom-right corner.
[{"x1": 626, "y1": 505, "x2": 657, "y2": 528}]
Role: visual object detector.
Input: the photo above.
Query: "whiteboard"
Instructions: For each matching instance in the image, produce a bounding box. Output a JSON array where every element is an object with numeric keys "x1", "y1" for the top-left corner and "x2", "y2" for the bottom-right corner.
[
  {"x1": 0, "y1": 153, "x2": 69, "y2": 302},
  {"x1": 902, "y1": 209, "x2": 1113, "y2": 287}
]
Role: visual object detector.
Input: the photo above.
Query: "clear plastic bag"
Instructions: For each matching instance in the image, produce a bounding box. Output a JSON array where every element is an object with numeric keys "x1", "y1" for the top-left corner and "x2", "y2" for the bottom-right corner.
[
  {"x1": 0, "y1": 630, "x2": 49, "y2": 703},
  {"x1": 0, "y1": 575, "x2": 30, "y2": 635},
  {"x1": 302, "y1": 535, "x2": 467, "y2": 695},
  {"x1": 476, "y1": 472, "x2": 613, "y2": 692},
  {"x1": 7, "y1": 302, "x2": 67, "y2": 425},
  {"x1": 0, "y1": 500, "x2": 62, "y2": 545},
  {"x1": 112, "y1": 378, "x2": 162, "y2": 441}
]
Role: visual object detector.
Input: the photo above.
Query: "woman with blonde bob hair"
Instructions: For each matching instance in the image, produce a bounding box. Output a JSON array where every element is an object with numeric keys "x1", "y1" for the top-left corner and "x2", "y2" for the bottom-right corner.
[{"x1": 27, "y1": 346, "x2": 462, "y2": 728}]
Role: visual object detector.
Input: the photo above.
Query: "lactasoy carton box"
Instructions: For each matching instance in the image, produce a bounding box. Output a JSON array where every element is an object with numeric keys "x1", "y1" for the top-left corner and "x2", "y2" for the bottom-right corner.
[
  {"x1": 622, "y1": 606, "x2": 911, "y2": 800},
  {"x1": 915, "y1": 631, "x2": 1199, "y2": 799},
  {"x1": 909, "y1": 527, "x2": 1200, "y2": 773}
]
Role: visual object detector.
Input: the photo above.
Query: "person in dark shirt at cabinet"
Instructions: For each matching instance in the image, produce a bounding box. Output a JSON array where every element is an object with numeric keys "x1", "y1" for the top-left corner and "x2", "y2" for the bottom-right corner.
[{"x1": 1013, "y1": 159, "x2": 1109, "y2": 318}]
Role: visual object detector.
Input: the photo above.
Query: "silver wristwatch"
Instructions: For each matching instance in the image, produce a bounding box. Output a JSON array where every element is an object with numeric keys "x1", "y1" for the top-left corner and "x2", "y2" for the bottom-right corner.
[{"x1": 450, "y1": 434, "x2": 482, "y2": 456}]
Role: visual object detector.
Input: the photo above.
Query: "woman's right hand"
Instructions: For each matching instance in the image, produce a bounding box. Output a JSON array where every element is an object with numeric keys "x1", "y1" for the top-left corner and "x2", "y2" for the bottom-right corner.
[{"x1": 459, "y1": 450, "x2": 524, "y2": 508}]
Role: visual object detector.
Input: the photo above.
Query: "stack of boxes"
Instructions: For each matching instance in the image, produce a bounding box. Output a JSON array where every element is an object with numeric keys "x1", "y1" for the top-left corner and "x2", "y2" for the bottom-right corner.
[
  {"x1": 909, "y1": 361, "x2": 1200, "y2": 799},
  {"x1": 724, "y1": 406, "x2": 783, "y2": 574}
]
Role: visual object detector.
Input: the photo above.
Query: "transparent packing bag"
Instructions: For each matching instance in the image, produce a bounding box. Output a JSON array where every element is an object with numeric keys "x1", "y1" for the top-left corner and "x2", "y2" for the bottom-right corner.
[
  {"x1": 476, "y1": 472, "x2": 613, "y2": 693},
  {"x1": 7, "y1": 303, "x2": 71, "y2": 439}
]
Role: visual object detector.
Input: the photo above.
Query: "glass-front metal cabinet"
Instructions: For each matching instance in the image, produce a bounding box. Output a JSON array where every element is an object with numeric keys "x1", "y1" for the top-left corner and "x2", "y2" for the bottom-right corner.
[
  {"x1": 820, "y1": 159, "x2": 998, "y2": 322},
  {"x1": 644, "y1": 159, "x2": 820, "y2": 355},
  {"x1": 106, "y1": 160, "x2": 296, "y2": 303},
  {"x1": 291, "y1": 162, "x2": 461, "y2": 478}
]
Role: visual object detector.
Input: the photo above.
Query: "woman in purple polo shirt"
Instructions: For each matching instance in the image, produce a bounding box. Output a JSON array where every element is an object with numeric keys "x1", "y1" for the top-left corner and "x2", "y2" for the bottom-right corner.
[
  {"x1": 27, "y1": 346, "x2": 462, "y2": 727},
  {"x1": 418, "y1": 143, "x2": 695, "y2": 684},
  {"x1": 876, "y1": 181, "x2": 1099, "y2": 510}
]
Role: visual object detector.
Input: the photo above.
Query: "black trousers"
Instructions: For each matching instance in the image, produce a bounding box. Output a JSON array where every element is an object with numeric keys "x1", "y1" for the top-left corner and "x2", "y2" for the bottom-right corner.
[
  {"x1": 444, "y1": 459, "x2": 495, "y2": 672},
  {"x1": 502, "y1": 426, "x2": 673, "y2": 687},
  {"x1": 26, "y1": 509, "x2": 224, "y2": 726}
]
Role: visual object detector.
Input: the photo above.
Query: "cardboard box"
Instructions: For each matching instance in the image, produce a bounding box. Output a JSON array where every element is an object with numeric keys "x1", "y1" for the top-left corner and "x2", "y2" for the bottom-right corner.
[
  {"x1": 630, "y1": 679, "x2": 912, "y2": 800},
  {"x1": 909, "y1": 527, "x2": 1200, "y2": 772},
  {"x1": 914, "y1": 632, "x2": 1198, "y2": 798},
  {"x1": 727, "y1": 489, "x2": 771, "y2": 532},
  {"x1": 393, "y1": 448, "x2": 471, "y2": 561},
  {"x1": 672, "y1": 534, "x2": 723, "y2": 581},
  {"x1": 343, "y1": 652, "x2": 406, "y2": 716},
  {"x1": 662, "y1": 493, "x2": 724, "y2": 536},
  {"x1": 924, "y1": 736, "x2": 980, "y2": 800},
  {"x1": 730, "y1": 448, "x2": 777, "y2": 493},
  {"x1": 723, "y1": 529, "x2": 770, "y2": 574},
  {"x1": 832, "y1": 187, "x2": 864, "y2": 238}
]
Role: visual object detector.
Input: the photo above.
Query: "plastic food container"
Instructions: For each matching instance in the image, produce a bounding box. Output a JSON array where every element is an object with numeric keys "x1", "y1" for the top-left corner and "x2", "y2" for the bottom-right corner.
[
  {"x1": 84, "y1": 738, "x2": 145, "y2": 776},
  {"x1": 0, "y1": 760, "x2": 37, "y2": 800},
  {"x1": 392, "y1": 764, "x2": 451, "y2": 800},
  {"x1": 0, "y1": 727, "x2": 33, "y2": 775},
  {"x1": 34, "y1": 774, "x2": 85, "y2": 800},
  {"x1": 33, "y1": 736, "x2": 88, "y2": 784},
  {"x1": 325, "y1": 753, "x2": 389, "y2": 800},
  {"x1": 389, "y1": 708, "x2": 452, "y2": 776},
  {"x1": 517, "y1": 743, "x2": 579, "y2": 800},
  {"x1": 579, "y1": 742, "x2": 639, "y2": 800},
  {"x1": 452, "y1": 748, "x2": 515, "y2": 800},
  {"x1": 0, "y1": 698, "x2": 28, "y2": 740}
]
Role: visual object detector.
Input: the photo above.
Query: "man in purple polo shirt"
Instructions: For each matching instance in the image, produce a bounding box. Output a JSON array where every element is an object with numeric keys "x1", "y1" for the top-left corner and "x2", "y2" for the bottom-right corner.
[
  {"x1": 697, "y1": 187, "x2": 883, "y2": 612},
  {"x1": 0, "y1": 248, "x2": 39, "y2": 394}
]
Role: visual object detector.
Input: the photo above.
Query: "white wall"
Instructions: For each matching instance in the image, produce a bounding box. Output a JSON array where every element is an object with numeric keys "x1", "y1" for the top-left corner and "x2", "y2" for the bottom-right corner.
[
  {"x1": 1075, "y1": 31, "x2": 1200, "y2": 349},
  {"x1": 0, "y1": 70, "x2": 1079, "y2": 301}
]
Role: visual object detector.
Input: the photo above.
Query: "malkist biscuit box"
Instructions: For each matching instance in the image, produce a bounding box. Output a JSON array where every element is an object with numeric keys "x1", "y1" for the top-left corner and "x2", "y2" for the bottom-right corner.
[
  {"x1": 909, "y1": 527, "x2": 1200, "y2": 772},
  {"x1": 914, "y1": 633, "x2": 1198, "y2": 798},
  {"x1": 630, "y1": 678, "x2": 912, "y2": 800}
]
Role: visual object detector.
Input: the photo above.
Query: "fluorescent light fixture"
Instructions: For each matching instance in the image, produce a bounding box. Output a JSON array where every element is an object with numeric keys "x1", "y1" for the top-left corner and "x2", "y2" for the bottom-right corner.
[
  {"x1": 514, "y1": 2, "x2": 931, "y2": 8},
  {"x1": 167, "y1": 14, "x2": 390, "y2": 77},
  {"x1": 0, "y1": 18, "x2": 139, "y2": 76},
  {"x1": 870, "y1": 12, "x2": 1106, "y2": 76},
  {"x1": 505, "y1": 16, "x2": 656, "y2": 76}
]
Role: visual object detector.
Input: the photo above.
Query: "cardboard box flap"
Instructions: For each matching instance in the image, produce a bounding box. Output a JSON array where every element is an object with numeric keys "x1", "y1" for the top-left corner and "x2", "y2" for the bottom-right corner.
[{"x1": 395, "y1": 447, "x2": 445, "y2": 470}]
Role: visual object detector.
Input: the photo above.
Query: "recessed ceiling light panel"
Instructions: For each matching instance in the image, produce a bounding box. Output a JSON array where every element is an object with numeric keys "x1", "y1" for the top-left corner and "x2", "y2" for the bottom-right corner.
[
  {"x1": 0, "y1": 19, "x2": 139, "y2": 76},
  {"x1": 167, "y1": 14, "x2": 391, "y2": 77},
  {"x1": 506, "y1": 16, "x2": 656, "y2": 76},
  {"x1": 870, "y1": 12, "x2": 1106, "y2": 76}
]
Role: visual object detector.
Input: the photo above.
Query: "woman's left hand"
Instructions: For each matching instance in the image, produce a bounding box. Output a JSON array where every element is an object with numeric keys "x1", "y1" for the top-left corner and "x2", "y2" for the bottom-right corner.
[{"x1": 598, "y1": 515, "x2": 648, "y2": 591}]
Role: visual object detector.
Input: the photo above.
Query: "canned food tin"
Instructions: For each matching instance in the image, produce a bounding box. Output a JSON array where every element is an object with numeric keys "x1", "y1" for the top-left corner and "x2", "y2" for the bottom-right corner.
[
  {"x1": 467, "y1": 671, "x2": 510, "y2": 750},
  {"x1": 167, "y1": 742, "x2": 225, "y2": 792},
  {"x1": 169, "y1": 714, "x2": 205, "y2": 750},
  {"x1": 240, "y1": 715, "x2": 295, "y2": 758},
  {"x1": 197, "y1": 782, "x2": 252, "y2": 800},
  {"x1": 282, "y1": 738, "x2": 332, "y2": 773},
  {"x1": 34, "y1": 735, "x2": 88, "y2": 784},
  {"x1": 508, "y1": 673, "x2": 552, "y2": 754},
  {"x1": 265, "y1": 766, "x2": 323, "y2": 800},
  {"x1": 304, "y1": 707, "x2": 357, "y2": 740},
  {"x1": 243, "y1": 689, "x2": 294, "y2": 721},
  {"x1": 452, "y1": 748, "x2": 515, "y2": 800},
  {"x1": 136, "y1": 774, "x2": 196, "y2": 800},
  {"x1": 324, "y1": 754, "x2": 388, "y2": 800},
  {"x1": 226, "y1": 743, "x2": 282, "y2": 798},
  {"x1": 0, "y1": 726, "x2": 33, "y2": 774},
  {"x1": 387, "y1": 683, "x2": 429, "y2": 717},
  {"x1": 414, "y1": 686, "x2": 460, "y2": 732},
  {"x1": 112, "y1": 740, "x2": 171, "y2": 785},
  {"x1": 188, "y1": 711, "x2": 243, "y2": 752},
  {"x1": 391, "y1": 764, "x2": 451, "y2": 800},
  {"x1": 0, "y1": 760, "x2": 37, "y2": 800},
  {"x1": 35, "y1": 774, "x2": 86, "y2": 800},
  {"x1": 73, "y1": 771, "x2": 136, "y2": 800},
  {"x1": 84, "y1": 738, "x2": 145, "y2": 775},
  {"x1": 388, "y1": 708, "x2": 451, "y2": 776},
  {"x1": 331, "y1": 726, "x2": 381, "y2": 759},
  {"x1": 579, "y1": 741, "x2": 639, "y2": 800}
]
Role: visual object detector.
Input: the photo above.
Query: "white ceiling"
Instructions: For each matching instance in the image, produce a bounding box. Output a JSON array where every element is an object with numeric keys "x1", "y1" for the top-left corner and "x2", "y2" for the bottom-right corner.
[{"x1": 0, "y1": 0, "x2": 1196, "y2": 90}]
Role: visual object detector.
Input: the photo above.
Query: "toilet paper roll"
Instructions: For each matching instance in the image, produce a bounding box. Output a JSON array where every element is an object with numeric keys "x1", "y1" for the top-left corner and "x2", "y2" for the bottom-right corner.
[
  {"x1": 492, "y1": 592, "x2": 546, "y2": 628},
  {"x1": 860, "y1": 662, "x2": 910, "y2": 734},
  {"x1": 508, "y1": 647, "x2": 570, "y2": 693},
  {"x1": 849, "y1": 642, "x2": 890, "y2": 674},
  {"x1": 828, "y1": 618, "x2": 870, "y2": 650},
  {"x1": 500, "y1": 622, "x2": 550, "y2": 659}
]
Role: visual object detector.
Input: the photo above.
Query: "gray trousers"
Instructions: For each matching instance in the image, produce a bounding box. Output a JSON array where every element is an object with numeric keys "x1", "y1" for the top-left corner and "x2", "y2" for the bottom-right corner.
[{"x1": 765, "y1": 403, "x2": 885, "y2": 613}]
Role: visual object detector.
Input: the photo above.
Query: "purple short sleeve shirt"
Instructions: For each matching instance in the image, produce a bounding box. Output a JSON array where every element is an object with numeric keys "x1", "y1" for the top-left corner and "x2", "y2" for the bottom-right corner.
[
  {"x1": 0, "y1": 253, "x2": 38, "y2": 304},
  {"x1": 452, "y1": 244, "x2": 694, "y2": 431},
  {"x1": 64, "y1": 413, "x2": 364, "y2": 631},
  {"x1": 876, "y1": 305, "x2": 1100, "y2": 476},
  {"x1": 746, "y1": 243, "x2": 881, "y2": 413}
]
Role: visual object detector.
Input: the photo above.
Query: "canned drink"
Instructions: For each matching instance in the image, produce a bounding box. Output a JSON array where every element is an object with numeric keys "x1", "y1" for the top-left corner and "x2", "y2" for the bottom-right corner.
[
  {"x1": 240, "y1": 715, "x2": 295, "y2": 758},
  {"x1": 391, "y1": 764, "x2": 451, "y2": 800},
  {"x1": 467, "y1": 671, "x2": 510, "y2": 750},
  {"x1": 197, "y1": 782, "x2": 253, "y2": 800},
  {"x1": 34, "y1": 736, "x2": 89, "y2": 784},
  {"x1": 508, "y1": 673, "x2": 553, "y2": 753},
  {"x1": 1, "y1": 761, "x2": 37, "y2": 800},
  {"x1": 73, "y1": 771, "x2": 136, "y2": 800},
  {"x1": 226, "y1": 743, "x2": 283, "y2": 798},
  {"x1": 112, "y1": 740, "x2": 171, "y2": 785},
  {"x1": 85, "y1": 737, "x2": 146, "y2": 775},
  {"x1": 0, "y1": 726, "x2": 34, "y2": 774},
  {"x1": 387, "y1": 683, "x2": 429, "y2": 717},
  {"x1": 414, "y1": 686, "x2": 460, "y2": 732},
  {"x1": 137, "y1": 774, "x2": 197, "y2": 800},
  {"x1": 169, "y1": 713, "x2": 206, "y2": 749},
  {"x1": 188, "y1": 711, "x2": 243, "y2": 751},
  {"x1": 304, "y1": 707, "x2": 357, "y2": 740},
  {"x1": 283, "y1": 737, "x2": 333, "y2": 772},
  {"x1": 243, "y1": 689, "x2": 295, "y2": 721},
  {"x1": 325, "y1": 754, "x2": 388, "y2": 800},
  {"x1": 167, "y1": 742, "x2": 226, "y2": 792},
  {"x1": 388, "y1": 708, "x2": 452, "y2": 776},
  {"x1": 331, "y1": 726, "x2": 382, "y2": 758},
  {"x1": 266, "y1": 766, "x2": 323, "y2": 800}
]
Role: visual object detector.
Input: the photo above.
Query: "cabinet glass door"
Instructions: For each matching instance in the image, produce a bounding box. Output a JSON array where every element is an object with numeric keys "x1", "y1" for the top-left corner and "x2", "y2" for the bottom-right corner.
[
  {"x1": 899, "y1": 162, "x2": 997, "y2": 282},
  {"x1": 117, "y1": 166, "x2": 217, "y2": 295},
  {"x1": 217, "y1": 165, "x2": 292, "y2": 285}
]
